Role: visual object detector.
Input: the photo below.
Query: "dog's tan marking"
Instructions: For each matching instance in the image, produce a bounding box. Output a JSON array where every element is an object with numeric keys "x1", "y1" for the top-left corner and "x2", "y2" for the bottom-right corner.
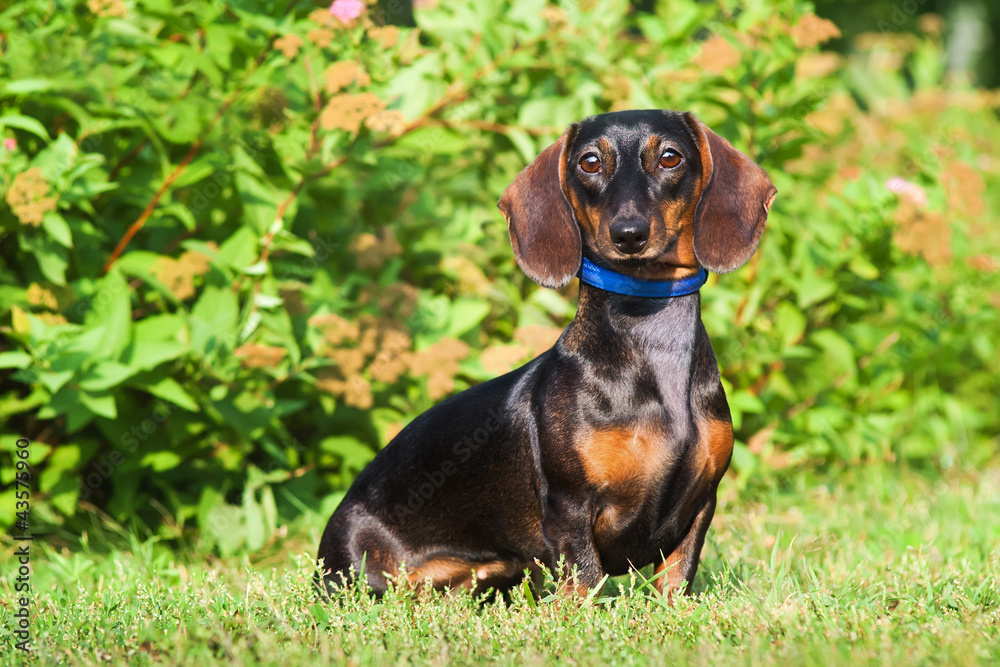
[
  {"x1": 405, "y1": 558, "x2": 532, "y2": 590},
  {"x1": 700, "y1": 418, "x2": 733, "y2": 481},
  {"x1": 580, "y1": 425, "x2": 672, "y2": 542},
  {"x1": 578, "y1": 425, "x2": 668, "y2": 488}
]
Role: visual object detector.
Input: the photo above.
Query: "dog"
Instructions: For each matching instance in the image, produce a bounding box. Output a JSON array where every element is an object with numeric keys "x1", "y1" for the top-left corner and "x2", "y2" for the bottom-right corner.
[{"x1": 318, "y1": 109, "x2": 776, "y2": 597}]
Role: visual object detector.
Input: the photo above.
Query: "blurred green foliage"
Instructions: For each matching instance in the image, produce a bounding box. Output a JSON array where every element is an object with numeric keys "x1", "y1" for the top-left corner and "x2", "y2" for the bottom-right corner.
[{"x1": 0, "y1": 0, "x2": 997, "y2": 552}]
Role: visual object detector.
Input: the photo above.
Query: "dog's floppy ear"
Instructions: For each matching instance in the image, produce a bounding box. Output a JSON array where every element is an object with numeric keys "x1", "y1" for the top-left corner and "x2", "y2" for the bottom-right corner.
[
  {"x1": 498, "y1": 130, "x2": 581, "y2": 289},
  {"x1": 684, "y1": 114, "x2": 777, "y2": 274}
]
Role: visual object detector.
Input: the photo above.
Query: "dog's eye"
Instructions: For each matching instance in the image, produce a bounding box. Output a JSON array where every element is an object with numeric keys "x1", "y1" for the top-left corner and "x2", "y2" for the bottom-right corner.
[
  {"x1": 659, "y1": 149, "x2": 682, "y2": 169},
  {"x1": 579, "y1": 153, "x2": 602, "y2": 174}
]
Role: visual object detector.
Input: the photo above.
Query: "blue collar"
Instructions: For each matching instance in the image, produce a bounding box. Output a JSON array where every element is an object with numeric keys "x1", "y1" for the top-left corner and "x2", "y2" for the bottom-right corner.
[{"x1": 578, "y1": 257, "x2": 708, "y2": 298}]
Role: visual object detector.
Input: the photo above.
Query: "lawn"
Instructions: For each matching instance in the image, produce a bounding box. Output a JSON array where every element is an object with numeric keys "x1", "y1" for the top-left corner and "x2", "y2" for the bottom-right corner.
[{"x1": 4, "y1": 466, "x2": 998, "y2": 665}]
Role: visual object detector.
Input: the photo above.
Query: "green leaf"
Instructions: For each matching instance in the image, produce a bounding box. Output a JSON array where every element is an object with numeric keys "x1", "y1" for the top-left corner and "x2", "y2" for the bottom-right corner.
[
  {"x1": 242, "y1": 262, "x2": 268, "y2": 276},
  {"x1": 0, "y1": 351, "x2": 32, "y2": 369},
  {"x1": 243, "y1": 487, "x2": 266, "y2": 551},
  {"x1": 793, "y1": 272, "x2": 838, "y2": 309},
  {"x1": 269, "y1": 230, "x2": 315, "y2": 257},
  {"x1": 41, "y1": 212, "x2": 73, "y2": 248},
  {"x1": 38, "y1": 370, "x2": 74, "y2": 394},
  {"x1": 190, "y1": 285, "x2": 239, "y2": 357},
  {"x1": 131, "y1": 377, "x2": 199, "y2": 412},
  {"x1": 2, "y1": 79, "x2": 65, "y2": 95},
  {"x1": 729, "y1": 441, "x2": 758, "y2": 476},
  {"x1": 141, "y1": 450, "x2": 182, "y2": 472},
  {"x1": 124, "y1": 314, "x2": 189, "y2": 370},
  {"x1": 204, "y1": 502, "x2": 244, "y2": 556},
  {"x1": 34, "y1": 133, "x2": 79, "y2": 182},
  {"x1": 20, "y1": 233, "x2": 69, "y2": 285},
  {"x1": 234, "y1": 172, "x2": 278, "y2": 235},
  {"x1": 0, "y1": 114, "x2": 50, "y2": 140},
  {"x1": 83, "y1": 268, "x2": 133, "y2": 360},
  {"x1": 80, "y1": 361, "x2": 138, "y2": 391},
  {"x1": 848, "y1": 255, "x2": 879, "y2": 280},
  {"x1": 125, "y1": 340, "x2": 189, "y2": 371},
  {"x1": 811, "y1": 330, "x2": 857, "y2": 378},
  {"x1": 445, "y1": 298, "x2": 491, "y2": 338},
  {"x1": 79, "y1": 392, "x2": 117, "y2": 419},
  {"x1": 505, "y1": 129, "x2": 538, "y2": 166},
  {"x1": 319, "y1": 436, "x2": 375, "y2": 474},
  {"x1": 260, "y1": 484, "x2": 278, "y2": 535},
  {"x1": 775, "y1": 302, "x2": 806, "y2": 347},
  {"x1": 217, "y1": 225, "x2": 259, "y2": 272}
]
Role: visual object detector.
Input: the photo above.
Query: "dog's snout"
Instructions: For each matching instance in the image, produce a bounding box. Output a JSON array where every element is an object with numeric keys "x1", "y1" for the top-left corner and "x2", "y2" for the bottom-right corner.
[{"x1": 610, "y1": 220, "x2": 649, "y2": 255}]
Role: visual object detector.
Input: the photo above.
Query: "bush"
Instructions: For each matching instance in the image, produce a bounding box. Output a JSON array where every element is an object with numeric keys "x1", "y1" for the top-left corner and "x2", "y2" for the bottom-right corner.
[{"x1": 1, "y1": 0, "x2": 997, "y2": 551}]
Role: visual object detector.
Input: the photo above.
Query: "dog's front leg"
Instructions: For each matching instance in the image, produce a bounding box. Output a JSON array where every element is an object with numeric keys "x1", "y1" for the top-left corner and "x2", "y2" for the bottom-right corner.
[
  {"x1": 540, "y1": 490, "x2": 605, "y2": 595},
  {"x1": 654, "y1": 493, "x2": 717, "y2": 599}
]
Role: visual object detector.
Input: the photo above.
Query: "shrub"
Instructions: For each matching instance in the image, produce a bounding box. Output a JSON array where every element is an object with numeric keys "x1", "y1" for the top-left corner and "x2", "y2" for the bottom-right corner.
[{"x1": 1, "y1": 0, "x2": 997, "y2": 551}]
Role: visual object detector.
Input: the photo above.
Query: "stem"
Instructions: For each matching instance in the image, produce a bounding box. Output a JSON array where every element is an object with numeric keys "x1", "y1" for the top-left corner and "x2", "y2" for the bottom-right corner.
[{"x1": 101, "y1": 38, "x2": 279, "y2": 275}]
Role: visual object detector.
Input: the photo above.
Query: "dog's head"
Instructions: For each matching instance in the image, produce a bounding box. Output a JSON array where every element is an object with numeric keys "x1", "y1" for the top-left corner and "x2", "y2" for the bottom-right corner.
[{"x1": 498, "y1": 110, "x2": 777, "y2": 288}]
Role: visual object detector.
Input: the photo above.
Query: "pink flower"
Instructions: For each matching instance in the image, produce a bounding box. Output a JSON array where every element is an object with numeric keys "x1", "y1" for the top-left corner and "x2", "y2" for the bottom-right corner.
[
  {"x1": 330, "y1": 0, "x2": 365, "y2": 23},
  {"x1": 2, "y1": 138, "x2": 15, "y2": 151},
  {"x1": 886, "y1": 176, "x2": 928, "y2": 207}
]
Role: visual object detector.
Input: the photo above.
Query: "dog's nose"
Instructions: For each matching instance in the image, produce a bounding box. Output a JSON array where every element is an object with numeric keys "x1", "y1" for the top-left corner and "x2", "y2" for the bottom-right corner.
[{"x1": 610, "y1": 220, "x2": 649, "y2": 255}]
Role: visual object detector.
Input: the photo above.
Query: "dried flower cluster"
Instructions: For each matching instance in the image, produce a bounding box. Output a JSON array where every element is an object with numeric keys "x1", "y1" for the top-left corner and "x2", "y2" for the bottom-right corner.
[
  {"x1": 320, "y1": 92, "x2": 385, "y2": 134},
  {"x1": 150, "y1": 249, "x2": 214, "y2": 301},
  {"x1": 693, "y1": 35, "x2": 740, "y2": 75},
  {"x1": 324, "y1": 61, "x2": 370, "y2": 94},
  {"x1": 349, "y1": 228, "x2": 403, "y2": 270},
  {"x1": 789, "y1": 13, "x2": 841, "y2": 49},
  {"x1": 5, "y1": 168, "x2": 57, "y2": 227},
  {"x1": 235, "y1": 343, "x2": 287, "y2": 369},
  {"x1": 308, "y1": 308, "x2": 475, "y2": 406},
  {"x1": 26, "y1": 283, "x2": 58, "y2": 310},
  {"x1": 893, "y1": 199, "x2": 951, "y2": 267},
  {"x1": 88, "y1": 0, "x2": 126, "y2": 18},
  {"x1": 275, "y1": 34, "x2": 304, "y2": 59},
  {"x1": 480, "y1": 325, "x2": 563, "y2": 375}
]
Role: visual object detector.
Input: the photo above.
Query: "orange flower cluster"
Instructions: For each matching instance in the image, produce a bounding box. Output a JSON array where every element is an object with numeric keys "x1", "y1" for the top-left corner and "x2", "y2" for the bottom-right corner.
[
  {"x1": 969, "y1": 255, "x2": 998, "y2": 273},
  {"x1": 893, "y1": 199, "x2": 951, "y2": 267},
  {"x1": 367, "y1": 25, "x2": 399, "y2": 49},
  {"x1": 366, "y1": 326, "x2": 413, "y2": 384},
  {"x1": 441, "y1": 256, "x2": 490, "y2": 296},
  {"x1": 234, "y1": 343, "x2": 287, "y2": 369},
  {"x1": 274, "y1": 34, "x2": 303, "y2": 59},
  {"x1": 324, "y1": 61, "x2": 370, "y2": 94},
  {"x1": 364, "y1": 110, "x2": 407, "y2": 137},
  {"x1": 693, "y1": 35, "x2": 740, "y2": 75},
  {"x1": 941, "y1": 160, "x2": 985, "y2": 221},
  {"x1": 789, "y1": 13, "x2": 841, "y2": 49},
  {"x1": 320, "y1": 92, "x2": 385, "y2": 134},
  {"x1": 88, "y1": 0, "x2": 126, "y2": 18},
  {"x1": 26, "y1": 283, "x2": 58, "y2": 310},
  {"x1": 150, "y1": 249, "x2": 213, "y2": 301},
  {"x1": 308, "y1": 309, "x2": 475, "y2": 405},
  {"x1": 479, "y1": 324, "x2": 563, "y2": 375},
  {"x1": 310, "y1": 314, "x2": 412, "y2": 408},
  {"x1": 349, "y1": 228, "x2": 402, "y2": 269},
  {"x1": 359, "y1": 282, "x2": 419, "y2": 319},
  {"x1": 5, "y1": 168, "x2": 57, "y2": 227},
  {"x1": 407, "y1": 338, "x2": 470, "y2": 400}
]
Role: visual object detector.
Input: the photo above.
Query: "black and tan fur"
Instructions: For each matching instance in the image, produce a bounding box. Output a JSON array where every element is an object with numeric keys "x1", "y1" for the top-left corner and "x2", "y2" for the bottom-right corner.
[{"x1": 318, "y1": 109, "x2": 776, "y2": 597}]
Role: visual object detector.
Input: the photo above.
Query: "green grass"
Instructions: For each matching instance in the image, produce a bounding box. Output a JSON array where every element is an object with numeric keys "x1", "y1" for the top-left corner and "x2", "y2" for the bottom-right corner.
[{"x1": 3, "y1": 466, "x2": 999, "y2": 665}]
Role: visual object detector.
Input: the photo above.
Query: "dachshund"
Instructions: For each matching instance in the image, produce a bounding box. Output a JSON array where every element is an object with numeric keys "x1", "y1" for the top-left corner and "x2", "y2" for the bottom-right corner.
[{"x1": 318, "y1": 109, "x2": 776, "y2": 597}]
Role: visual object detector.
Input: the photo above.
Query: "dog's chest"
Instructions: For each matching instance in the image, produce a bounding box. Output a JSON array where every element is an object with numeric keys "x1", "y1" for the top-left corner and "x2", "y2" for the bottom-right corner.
[
  {"x1": 577, "y1": 423, "x2": 673, "y2": 491},
  {"x1": 576, "y1": 421, "x2": 678, "y2": 543},
  {"x1": 578, "y1": 414, "x2": 725, "y2": 563}
]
